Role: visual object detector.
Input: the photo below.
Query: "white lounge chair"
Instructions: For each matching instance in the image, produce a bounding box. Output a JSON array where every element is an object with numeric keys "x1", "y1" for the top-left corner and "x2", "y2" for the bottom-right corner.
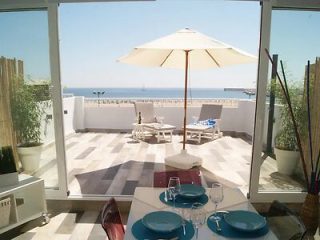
[
  {"x1": 132, "y1": 102, "x2": 175, "y2": 142},
  {"x1": 134, "y1": 102, "x2": 158, "y2": 124},
  {"x1": 186, "y1": 104, "x2": 223, "y2": 143}
]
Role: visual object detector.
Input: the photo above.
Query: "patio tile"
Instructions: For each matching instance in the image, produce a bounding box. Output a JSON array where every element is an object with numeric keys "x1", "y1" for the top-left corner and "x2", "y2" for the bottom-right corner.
[
  {"x1": 55, "y1": 211, "x2": 84, "y2": 234},
  {"x1": 75, "y1": 147, "x2": 96, "y2": 159},
  {"x1": 121, "y1": 180, "x2": 139, "y2": 195},
  {"x1": 102, "y1": 165, "x2": 121, "y2": 180},
  {"x1": 66, "y1": 141, "x2": 78, "y2": 150},
  {"x1": 89, "y1": 134, "x2": 103, "y2": 142},
  {"x1": 111, "y1": 142, "x2": 125, "y2": 153}
]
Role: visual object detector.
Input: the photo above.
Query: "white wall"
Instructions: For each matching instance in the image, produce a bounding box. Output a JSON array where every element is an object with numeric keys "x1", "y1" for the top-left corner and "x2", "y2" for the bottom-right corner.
[
  {"x1": 43, "y1": 98, "x2": 283, "y2": 141},
  {"x1": 84, "y1": 100, "x2": 257, "y2": 136},
  {"x1": 62, "y1": 97, "x2": 76, "y2": 136},
  {"x1": 41, "y1": 96, "x2": 78, "y2": 145}
]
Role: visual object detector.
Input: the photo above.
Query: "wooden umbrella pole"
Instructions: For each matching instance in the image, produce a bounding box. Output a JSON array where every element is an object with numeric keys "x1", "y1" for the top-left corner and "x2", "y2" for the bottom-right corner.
[{"x1": 183, "y1": 50, "x2": 190, "y2": 150}]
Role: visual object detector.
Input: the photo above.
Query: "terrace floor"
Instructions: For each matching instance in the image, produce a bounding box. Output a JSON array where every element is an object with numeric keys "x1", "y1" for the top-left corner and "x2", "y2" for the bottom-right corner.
[
  {"x1": 65, "y1": 132, "x2": 253, "y2": 196},
  {"x1": 34, "y1": 131, "x2": 305, "y2": 197}
]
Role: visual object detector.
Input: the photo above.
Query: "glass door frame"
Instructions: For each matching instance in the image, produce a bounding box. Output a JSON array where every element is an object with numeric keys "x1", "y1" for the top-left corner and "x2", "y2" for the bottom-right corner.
[
  {"x1": 0, "y1": 3, "x2": 68, "y2": 199},
  {"x1": 249, "y1": 0, "x2": 320, "y2": 202}
]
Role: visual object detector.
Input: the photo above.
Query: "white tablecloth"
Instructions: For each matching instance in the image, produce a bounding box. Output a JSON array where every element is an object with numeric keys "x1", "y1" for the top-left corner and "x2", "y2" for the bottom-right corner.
[{"x1": 125, "y1": 187, "x2": 277, "y2": 240}]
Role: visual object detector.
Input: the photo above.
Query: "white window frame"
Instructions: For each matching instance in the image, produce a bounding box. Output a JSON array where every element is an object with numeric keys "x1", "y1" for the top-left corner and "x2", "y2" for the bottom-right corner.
[
  {"x1": 3, "y1": 0, "x2": 320, "y2": 200},
  {"x1": 0, "y1": 3, "x2": 68, "y2": 199},
  {"x1": 0, "y1": 0, "x2": 154, "y2": 200},
  {"x1": 249, "y1": 0, "x2": 320, "y2": 202}
]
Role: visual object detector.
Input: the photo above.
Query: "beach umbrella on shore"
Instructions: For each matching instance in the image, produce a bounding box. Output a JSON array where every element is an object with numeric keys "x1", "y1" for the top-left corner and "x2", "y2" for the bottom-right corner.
[{"x1": 118, "y1": 28, "x2": 256, "y2": 169}]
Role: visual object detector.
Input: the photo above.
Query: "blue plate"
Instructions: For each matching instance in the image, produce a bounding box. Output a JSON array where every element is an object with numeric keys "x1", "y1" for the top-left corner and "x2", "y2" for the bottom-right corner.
[
  {"x1": 207, "y1": 212, "x2": 269, "y2": 238},
  {"x1": 224, "y1": 210, "x2": 267, "y2": 232},
  {"x1": 142, "y1": 211, "x2": 182, "y2": 233},
  {"x1": 132, "y1": 219, "x2": 195, "y2": 240},
  {"x1": 159, "y1": 191, "x2": 209, "y2": 208},
  {"x1": 179, "y1": 184, "x2": 205, "y2": 199}
]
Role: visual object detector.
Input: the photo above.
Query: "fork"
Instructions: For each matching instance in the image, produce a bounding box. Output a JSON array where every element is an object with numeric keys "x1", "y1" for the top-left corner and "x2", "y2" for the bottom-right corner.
[
  {"x1": 215, "y1": 219, "x2": 222, "y2": 232},
  {"x1": 182, "y1": 219, "x2": 186, "y2": 235}
]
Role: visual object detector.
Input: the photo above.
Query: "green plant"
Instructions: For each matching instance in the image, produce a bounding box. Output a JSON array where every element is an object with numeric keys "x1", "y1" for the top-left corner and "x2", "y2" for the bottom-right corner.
[
  {"x1": 10, "y1": 80, "x2": 45, "y2": 147},
  {"x1": 273, "y1": 81, "x2": 307, "y2": 151},
  {"x1": 267, "y1": 49, "x2": 319, "y2": 194}
]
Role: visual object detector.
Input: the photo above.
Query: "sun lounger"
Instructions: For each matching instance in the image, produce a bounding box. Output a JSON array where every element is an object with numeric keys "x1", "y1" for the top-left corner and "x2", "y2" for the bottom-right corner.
[
  {"x1": 186, "y1": 104, "x2": 223, "y2": 143},
  {"x1": 132, "y1": 102, "x2": 175, "y2": 142}
]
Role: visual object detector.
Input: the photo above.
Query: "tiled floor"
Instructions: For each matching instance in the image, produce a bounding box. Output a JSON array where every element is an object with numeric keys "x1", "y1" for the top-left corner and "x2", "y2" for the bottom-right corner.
[
  {"x1": 1, "y1": 209, "x2": 107, "y2": 240},
  {"x1": 35, "y1": 132, "x2": 254, "y2": 196},
  {"x1": 32, "y1": 131, "x2": 305, "y2": 197}
]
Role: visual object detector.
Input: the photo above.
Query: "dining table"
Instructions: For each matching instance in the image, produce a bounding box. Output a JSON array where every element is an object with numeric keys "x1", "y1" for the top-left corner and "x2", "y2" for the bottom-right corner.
[{"x1": 124, "y1": 186, "x2": 277, "y2": 240}]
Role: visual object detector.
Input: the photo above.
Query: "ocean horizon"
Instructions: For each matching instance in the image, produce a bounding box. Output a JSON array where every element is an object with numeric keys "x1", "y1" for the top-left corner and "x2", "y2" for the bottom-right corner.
[{"x1": 63, "y1": 87, "x2": 255, "y2": 99}]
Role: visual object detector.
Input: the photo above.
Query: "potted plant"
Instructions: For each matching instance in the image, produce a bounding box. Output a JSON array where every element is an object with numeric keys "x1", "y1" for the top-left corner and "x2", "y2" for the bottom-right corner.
[
  {"x1": 10, "y1": 81, "x2": 45, "y2": 172},
  {"x1": 273, "y1": 80, "x2": 306, "y2": 175},
  {"x1": 274, "y1": 127, "x2": 300, "y2": 175}
]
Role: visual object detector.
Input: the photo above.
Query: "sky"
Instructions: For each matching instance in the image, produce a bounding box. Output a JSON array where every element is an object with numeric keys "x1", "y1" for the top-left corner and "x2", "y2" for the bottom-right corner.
[
  {"x1": 58, "y1": 1, "x2": 260, "y2": 88},
  {"x1": 1, "y1": 1, "x2": 318, "y2": 89},
  {"x1": 270, "y1": 10, "x2": 320, "y2": 83},
  {"x1": 0, "y1": 1, "x2": 260, "y2": 89}
]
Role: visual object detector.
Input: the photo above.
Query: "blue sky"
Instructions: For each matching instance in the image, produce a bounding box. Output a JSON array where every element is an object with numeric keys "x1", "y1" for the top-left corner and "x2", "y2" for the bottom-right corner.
[
  {"x1": 0, "y1": 10, "x2": 50, "y2": 80},
  {"x1": 0, "y1": 1, "x2": 261, "y2": 88},
  {"x1": 59, "y1": 1, "x2": 260, "y2": 88},
  {"x1": 270, "y1": 10, "x2": 320, "y2": 83}
]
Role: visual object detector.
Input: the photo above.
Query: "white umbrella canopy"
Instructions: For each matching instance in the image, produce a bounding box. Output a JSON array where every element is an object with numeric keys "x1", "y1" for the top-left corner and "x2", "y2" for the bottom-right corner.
[
  {"x1": 118, "y1": 28, "x2": 256, "y2": 69},
  {"x1": 119, "y1": 28, "x2": 256, "y2": 169}
]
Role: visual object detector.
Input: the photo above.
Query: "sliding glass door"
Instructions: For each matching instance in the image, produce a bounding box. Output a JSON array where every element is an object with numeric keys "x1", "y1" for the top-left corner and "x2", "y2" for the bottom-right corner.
[
  {"x1": 250, "y1": 0, "x2": 320, "y2": 202},
  {"x1": 0, "y1": 5, "x2": 68, "y2": 198}
]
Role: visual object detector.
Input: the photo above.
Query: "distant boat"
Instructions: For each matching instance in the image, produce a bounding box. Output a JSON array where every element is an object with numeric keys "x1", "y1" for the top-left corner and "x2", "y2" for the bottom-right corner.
[{"x1": 141, "y1": 84, "x2": 146, "y2": 91}]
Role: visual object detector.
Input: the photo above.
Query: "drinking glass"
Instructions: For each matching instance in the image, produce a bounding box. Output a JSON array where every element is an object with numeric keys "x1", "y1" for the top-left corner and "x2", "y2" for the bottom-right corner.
[
  {"x1": 192, "y1": 116, "x2": 198, "y2": 124},
  {"x1": 179, "y1": 207, "x2": 191, "y2": 236},
  {"x1": 157, "y1": 116, "x2": 164, "y2": 126},
  {"x1": 191, "y1": 203, "x2": 206, "y2": 239},
  {"x1": 168, "y1": 177, "x2": 181, "y2": 208},
  {"x1": 209, "y1": 183, "x2": 224, "y2": 221}
]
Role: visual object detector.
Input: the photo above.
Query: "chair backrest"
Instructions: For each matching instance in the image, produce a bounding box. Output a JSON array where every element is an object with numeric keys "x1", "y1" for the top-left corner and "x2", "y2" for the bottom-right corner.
[
  {"x1": 101, "y1": 198, "x2": 125, "y2": 240},
  {"x1": 267, "y1": 200, "x2": 306, "y2": 240},
  {"x1": 198, "y1": 104, "x2": 222, "y2": 121},
  {"x1": 134, "y1": 102, "x2": 156, "y2": 123},
  {"x1": 153, "y1": 170, "x2": 202, "y2": 187}
]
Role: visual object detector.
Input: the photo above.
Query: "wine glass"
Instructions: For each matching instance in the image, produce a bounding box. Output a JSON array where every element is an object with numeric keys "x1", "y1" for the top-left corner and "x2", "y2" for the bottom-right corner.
[
  {"x1": 167, "y1": 177, "x2": 181, "y2": 208},
  {"x1": 209, "y1": 182, "x2": 224, "y2": 221},
  {"x1": 192, "y1": 116, "x2": 198, "y2": 125},
  {"x1": 157, "y1": 116, "x2": 164, "y2": 127},
  {"x1": 179, "y1": 207, "x2": 190, "y2": 236},
  {"x1": 191, "y1": 203, "x2": 206, "y2": 239}
]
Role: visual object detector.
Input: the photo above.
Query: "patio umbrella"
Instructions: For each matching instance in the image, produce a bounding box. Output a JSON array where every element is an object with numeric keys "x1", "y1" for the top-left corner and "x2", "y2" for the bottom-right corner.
[{"x1": 118, "y1": 28, "x2": 256, "y2": 169}]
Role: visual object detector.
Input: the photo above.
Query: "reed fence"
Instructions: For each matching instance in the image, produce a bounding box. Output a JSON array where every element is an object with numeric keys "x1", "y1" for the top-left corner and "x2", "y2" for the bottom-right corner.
[
  {"x1": 0, "y1": 56, "x2": 23, "y2": 170},
  {"x1": 302, "y1": 58, "x2": 320, "y2": 179}
]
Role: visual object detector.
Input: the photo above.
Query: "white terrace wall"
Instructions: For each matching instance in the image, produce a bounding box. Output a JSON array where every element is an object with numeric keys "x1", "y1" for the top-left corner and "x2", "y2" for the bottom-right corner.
[
  {"x1": 81, "y1": 98, "x2": 257, "y2": 136},
  {"x1": 44, "y1": 97, "x2": 282, "y2": 148}
]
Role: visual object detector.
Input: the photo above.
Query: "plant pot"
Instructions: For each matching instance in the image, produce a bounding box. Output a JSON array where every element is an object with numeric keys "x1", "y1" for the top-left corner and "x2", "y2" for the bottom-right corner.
[
  {"x1": 274, "y1": 148, "x2": 299, "y2": 175},
  {"x1": 300, "y1": 193, "x2": 319, "y2": 235},
  {"x1": 17, "y1": 144, "x2": 43, "y2": 172}
]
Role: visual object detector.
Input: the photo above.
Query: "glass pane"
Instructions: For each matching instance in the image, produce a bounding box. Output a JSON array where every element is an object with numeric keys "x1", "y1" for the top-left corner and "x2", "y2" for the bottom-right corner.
[
  {"x1": 259, "y1": 9, "x2": 320, "y2": 193},
  {"x1": 59, "y1": 1, "x2": 260, "y2": 197},
  {"x1": 0, "y1": 10, "x2": 60, "y2": 190}
]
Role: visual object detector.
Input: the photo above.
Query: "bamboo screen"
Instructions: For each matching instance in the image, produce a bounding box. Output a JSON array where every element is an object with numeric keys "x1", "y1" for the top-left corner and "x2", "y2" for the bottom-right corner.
[
  {"x1": 0, "y1": 56, "x2": 24, "y2": 170},
  {"x1": 302, "y1": 58, "x2": 320, "y2": 180}
]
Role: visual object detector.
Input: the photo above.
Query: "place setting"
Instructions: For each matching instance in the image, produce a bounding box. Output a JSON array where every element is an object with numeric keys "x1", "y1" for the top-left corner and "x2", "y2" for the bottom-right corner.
[
  {"x1": 206, "y1": 183, "x2": 269, "y2": 238},
  {"x1": 131, "y1": 177, "x2": 207, "y2": 239},
  {"x1": 159, "y1": 177, "x2": 208, "y2": 208}
]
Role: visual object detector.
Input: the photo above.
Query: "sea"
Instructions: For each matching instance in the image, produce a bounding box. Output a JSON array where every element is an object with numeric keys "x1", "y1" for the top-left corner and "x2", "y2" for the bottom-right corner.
[{"x1": 63, "y1": 88, "x2": 255, "y2": 99}]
